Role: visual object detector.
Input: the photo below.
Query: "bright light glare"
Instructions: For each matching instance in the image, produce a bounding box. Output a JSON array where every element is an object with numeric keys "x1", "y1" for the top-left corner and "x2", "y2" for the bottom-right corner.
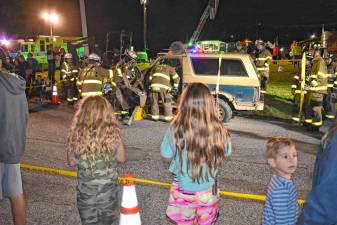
[
  {"x1": 41, "y1": 11, "x2": 59, "y2": 24},
  {"x1": 310, "y1": 34, "x2": 316, "y2": 39},
  {"x1": 0, "y1": 39, "x2": 10, "y2": 46}
]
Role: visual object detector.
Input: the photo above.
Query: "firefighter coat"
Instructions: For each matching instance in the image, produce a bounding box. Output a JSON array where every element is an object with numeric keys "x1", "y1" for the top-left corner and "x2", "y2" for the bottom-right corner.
[
  {"x1": 308, "y1": 56, "x2": 328, "y2": 101},
  {"x1": 255, "y1": 48, "x2": 272, "y2": 78},
  {"x1": 60, "y1": 62, "x2": 78, "y2": 81},
  {"x1": 149, "y1": 64, "x2": 180, "y2": 93},
  {"x1": 77, "y1": 64, "x2": 112, "y2": 97}
]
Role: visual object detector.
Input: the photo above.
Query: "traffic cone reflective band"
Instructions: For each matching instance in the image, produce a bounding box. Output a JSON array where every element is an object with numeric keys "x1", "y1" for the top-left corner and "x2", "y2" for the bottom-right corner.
[
  {"x1": 119, "y1": 172, "x2": 141, "y2": 225},
  {"x1": 51, "y1": 85, "x2": 59, "y2": 105}
]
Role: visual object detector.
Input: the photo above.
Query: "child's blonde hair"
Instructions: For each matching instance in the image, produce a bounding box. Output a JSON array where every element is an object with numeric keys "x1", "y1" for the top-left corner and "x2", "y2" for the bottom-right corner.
[
  {"x1": 266, "y1": 137, "x2": 295, "y2": 159},
  {"x1": 67, "y1": 96, "x2": 121, "y2": 164},
  {"x1": 171, "y1": 83, "x2": 229, "y2": 182}
]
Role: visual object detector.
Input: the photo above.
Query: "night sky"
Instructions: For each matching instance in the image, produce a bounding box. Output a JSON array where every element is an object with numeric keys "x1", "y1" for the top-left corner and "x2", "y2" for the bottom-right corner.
[{"x1": 1, "y1": 0, "x2": 337, "y2": 53}]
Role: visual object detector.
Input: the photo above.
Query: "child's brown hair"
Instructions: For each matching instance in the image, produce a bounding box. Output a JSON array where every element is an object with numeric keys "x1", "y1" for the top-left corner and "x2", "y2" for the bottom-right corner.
[
  {"x1": 67, "y1": 96, "x2": 122, "y2": 167},
  {"x1": 266, "y1": 137, "x2": 295, "y2": 159}
]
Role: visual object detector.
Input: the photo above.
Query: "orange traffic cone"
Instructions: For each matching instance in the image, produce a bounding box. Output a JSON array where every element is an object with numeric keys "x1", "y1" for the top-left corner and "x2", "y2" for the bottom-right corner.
[
  {"x1": 51, "y1": 84, "x2": 59, "y2": 105},
  {"x1": 119, "y1": 172, "x2": 141, "y2": 225}
]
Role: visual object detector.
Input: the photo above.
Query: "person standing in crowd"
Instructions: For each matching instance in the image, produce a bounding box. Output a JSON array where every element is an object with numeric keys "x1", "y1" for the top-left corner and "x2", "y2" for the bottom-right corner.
[
  {"x1": 297, "y1": 125, "x2": 337, "y2": 224},
  {"x1": 47, "y1": 45, "x2": 56, "y2": 84},
  {"x1": 324, "y1": 53, "x2": 337, "y2": 120},
  {"x1": 77, "y1": 53, "x2": 112, "y2": 98},
  {"x1": 67, "y1": 96, "x2": 126, "y2": 225},
  {"x1": 60, "y1": 53, "x2": 79, "y2": 104},
  {"x1": 262, "y1": 137, "x2": 299, "y2": 225},
  {"x1": 255, "y1": 40, "x2": 272, "y2": 100},
  {"x1": 161, "y1": 83, "x2": 231, "y2": 225},
  {"x1": 26, "y1": 53, "x2": 39, "y2": 83},
  {"x1": 233, "y1": 41, "x2": 246, "y2": 53},
  {"x1": 0, "y1": 57, "x2": 29, "y2": 225},
  {"x1": 149, "y1": 59, "x2": 180, "y2": 122},
  {"x1": 17, "y1": 55, "x2": 27, "y2": 78},
  {"x1": 304, "y1": 47, "x2": 328, "y2": 129}
]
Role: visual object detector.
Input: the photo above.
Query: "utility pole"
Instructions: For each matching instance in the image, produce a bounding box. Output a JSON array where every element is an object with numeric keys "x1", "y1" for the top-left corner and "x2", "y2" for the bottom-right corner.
[
  {"x1": 79, "y1": 0, "x2": 89, "y2": 55},
  {"x1": 140, "y1": 0, "x2": 148, "y2": 52}
]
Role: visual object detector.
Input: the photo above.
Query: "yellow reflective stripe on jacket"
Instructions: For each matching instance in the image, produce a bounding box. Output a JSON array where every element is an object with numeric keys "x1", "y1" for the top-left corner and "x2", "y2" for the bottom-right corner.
[
  {"x1": 111, "y1": 81, "x2": 116, "y2": 87},
  {"x1": 72, "y1": 69, "x2": 79, "y2": 73},
  {"x1": 172, "y1": 74, "x2": 179, "y2": 79},
  {"x1": 152, "y1": 73, "x2": 170, "y2": 80},
  {"x1": 293, "y1": 75, "x2": 299, "y2": 80},
  {"x1": 291, "y1": 84, "x2": 297, "y2": 89},
  {"x1": 109, "y1": 69, "x2": 113, "y2": 78},
  {"x1": 309, "y1": 86, "x2": 327, "y2": 91},
  {"x1": 310, "y1": 74, "x2": 318, "y2": 79},
  {"x1": 256, "y1": 56, "x2": 272, "y2": 61},
  {"x1": 257, "y1": 67, "x2": 269, "y2": 71},
  {"x1": 173, "y1": 83, "x2": 179, "y2": 88},
  {"x1": 334, "y1": 81, "x2": 337, "y2": 85},
  {"x1": 83, "y1": 80, "x2": 103, "y2": 85},
  {"x1": 81, "y1": 91, "x2": 103, "y2": 97},
  {"x1": 150, "y1": 83, "x2": 171, "y2": 90},
  {"x1": 77, "y1": 81, "x2": 82, "y2": 86},
  {"x1": 294, "y1": 90, "x2": 306, "y2": 94},
  {"x1": 117, "y1": 68, "x2": 122, "y2": 77},
  {"x1": 311, "y1": 80, "x2": 318, "y2": 87},
  {"x1": 318, "y1": 71, "x2": 329, "y2": 78},
  {"x1": 327, "y1": 84, "x2": 334, "y2": 88}
]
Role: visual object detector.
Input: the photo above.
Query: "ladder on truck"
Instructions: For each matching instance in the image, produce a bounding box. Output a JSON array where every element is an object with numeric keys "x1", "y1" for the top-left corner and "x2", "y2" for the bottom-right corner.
[{"x1": 189, "y1": 0, "x2": 220, "y2": 44}]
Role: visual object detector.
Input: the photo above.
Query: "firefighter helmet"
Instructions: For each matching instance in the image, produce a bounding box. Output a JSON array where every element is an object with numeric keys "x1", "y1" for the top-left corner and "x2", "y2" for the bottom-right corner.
[
  {"x1": 256, "y1": 39, "x2": 264, "y2": 45},
  {"x1": 88, "y1": 53, "x2": 101, "y2": 62},
  {"x1": 64, "y1": 53, "x2": 72, "y2": 59}
]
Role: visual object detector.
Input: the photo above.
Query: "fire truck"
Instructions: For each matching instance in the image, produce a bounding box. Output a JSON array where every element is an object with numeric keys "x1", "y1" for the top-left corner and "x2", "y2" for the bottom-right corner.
[{"x1": 5, "y1": 36, "x2": 85, "y2": 69}]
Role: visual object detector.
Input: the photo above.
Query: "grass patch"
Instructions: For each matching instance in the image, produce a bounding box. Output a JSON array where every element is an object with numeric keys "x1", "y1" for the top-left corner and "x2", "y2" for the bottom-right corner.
[{"x1": 256, "y1": 62, "x2": 301, "y2": 119}]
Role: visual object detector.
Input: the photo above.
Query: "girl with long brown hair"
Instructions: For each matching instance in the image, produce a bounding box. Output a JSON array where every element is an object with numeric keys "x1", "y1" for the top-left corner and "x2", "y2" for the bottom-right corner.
[
  {"x1": 161, "y1": 83, "x2": 231, "y2": 225},
  {"x1": 67, "y1": 96, "x2": 125, "y2": 225}
]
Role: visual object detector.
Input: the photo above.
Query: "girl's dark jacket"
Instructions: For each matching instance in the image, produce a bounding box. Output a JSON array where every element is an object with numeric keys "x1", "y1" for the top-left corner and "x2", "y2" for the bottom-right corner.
[{"x1": 298, "y1": 130, "x2": 337, "y2": 225}]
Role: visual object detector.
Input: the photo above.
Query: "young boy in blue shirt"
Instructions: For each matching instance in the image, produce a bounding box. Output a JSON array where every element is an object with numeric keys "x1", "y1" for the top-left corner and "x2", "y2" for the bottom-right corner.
[{"x1": 262, "y1": 137, "x2": 299, "y2": 225}]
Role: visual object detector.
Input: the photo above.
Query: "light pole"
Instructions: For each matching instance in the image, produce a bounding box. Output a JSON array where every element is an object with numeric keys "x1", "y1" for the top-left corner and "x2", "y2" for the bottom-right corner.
[
  {"x1": 41, "y1": 11, "x2": 59, "y2": 43},
  {"x1": 140, "y1": 0, "x2": 148, "y2": 52}
]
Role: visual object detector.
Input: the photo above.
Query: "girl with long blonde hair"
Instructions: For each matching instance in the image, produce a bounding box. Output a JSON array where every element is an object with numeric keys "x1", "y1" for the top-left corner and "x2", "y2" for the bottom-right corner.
[
  {"x1": 161, "y1": 83, "x2": 231, "y2": 225},
  {"x1": 67, "y1": 96, "x2": 125, "y2": 225}
]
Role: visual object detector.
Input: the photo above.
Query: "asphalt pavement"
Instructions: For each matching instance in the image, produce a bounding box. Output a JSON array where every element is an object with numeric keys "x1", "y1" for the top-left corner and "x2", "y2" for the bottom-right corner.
[{"x1": 0, "y1": 103, "x2": 321, "y2": 225}]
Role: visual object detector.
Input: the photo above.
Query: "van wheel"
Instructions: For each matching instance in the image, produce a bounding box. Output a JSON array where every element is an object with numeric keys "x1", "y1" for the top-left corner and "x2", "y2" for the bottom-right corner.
[{"x1": 217, "y1": 99, "x2": 232, "y2": 123}]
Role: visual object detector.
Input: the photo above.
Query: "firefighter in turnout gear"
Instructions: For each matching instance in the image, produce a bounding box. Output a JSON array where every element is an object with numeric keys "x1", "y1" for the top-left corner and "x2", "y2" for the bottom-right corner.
[
  {"x1": 324, "y1": 54, "x2": 337, "y2": 119},
  {"x1": 77, "y1": 53, "x2": 113, "y2": 98},
  {"x1": 304, "y1": 48, "x2": 328, "y2": 128},
  {"x1": 149, "y1": 61, "x2": 180, "y2": 121},
  {"x1": 60, "y1": 53, "x2": 79, "y2": 104},
  {"x1": 255, "y1": 40, "x2": 272, "y2": 100}
]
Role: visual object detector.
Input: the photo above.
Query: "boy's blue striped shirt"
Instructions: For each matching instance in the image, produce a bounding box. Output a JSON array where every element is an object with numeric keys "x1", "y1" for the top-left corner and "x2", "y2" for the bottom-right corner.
[{"x1": 262, "y1": 175, "x2": 299, "y2": 225}]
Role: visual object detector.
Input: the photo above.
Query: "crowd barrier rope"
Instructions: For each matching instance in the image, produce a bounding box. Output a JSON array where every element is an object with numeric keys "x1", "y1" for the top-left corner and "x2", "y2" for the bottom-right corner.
[{"x1": 20, "y1": 163, "x2": 305, "y2": 207}]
